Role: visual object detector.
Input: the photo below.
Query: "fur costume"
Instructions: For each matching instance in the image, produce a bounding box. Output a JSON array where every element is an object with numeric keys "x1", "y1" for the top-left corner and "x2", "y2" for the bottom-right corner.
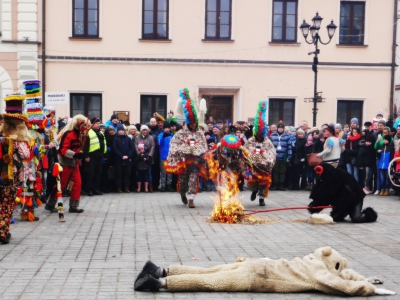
[
  {"x1": 135, "y1": 246, "x2": 395, "y2": 296},
  {"x1": 308, "y1": 163, "x2": 378, "y2": 223},
  {"x1": 165, "y1": 89, "x2": 207, "y2": 207}
]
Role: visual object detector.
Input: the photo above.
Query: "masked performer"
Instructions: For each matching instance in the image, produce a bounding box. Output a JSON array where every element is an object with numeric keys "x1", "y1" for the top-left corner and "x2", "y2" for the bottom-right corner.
[
  {"x1": 55, "y1": 114, "x2": 89, "y2": 213},
  {"x1": 308, "y1": 163, "x2": 378, "y2": 223},
  {"x1": 165, "y1": 89, "x2": 207, "y2": 208},
  {"x1": 242, "y1": 101, "x2": 276, "y2": 206},
  {"x1": 0, "y1": 93, "x2": 33, "y2": 242}
]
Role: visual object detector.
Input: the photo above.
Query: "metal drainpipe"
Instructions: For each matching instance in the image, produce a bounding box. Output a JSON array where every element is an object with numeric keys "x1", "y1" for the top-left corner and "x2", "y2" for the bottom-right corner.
[
  {"x1": 42, "y1": 0, "x2": 46, "y2": 105},
  {"x1": 390, "y1": 0, "x2": 398, "y2": 120}
]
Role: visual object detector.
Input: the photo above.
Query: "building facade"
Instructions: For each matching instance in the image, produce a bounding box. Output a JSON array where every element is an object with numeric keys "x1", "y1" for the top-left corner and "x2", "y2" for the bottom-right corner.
[
  {"x1": 0, "y1": 0, "x2": 39, "y2": 103},
  {"x1": 39, "y1": 0, "x2": 396, "y2": 127}
]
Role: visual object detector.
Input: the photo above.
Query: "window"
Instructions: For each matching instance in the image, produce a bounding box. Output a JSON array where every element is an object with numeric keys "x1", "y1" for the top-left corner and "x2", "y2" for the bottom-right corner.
[
  {"x1": 73, "y1": 0, "x2": 99, "y2": 37},
  {"x1": 339, "y1": 1, "x2": 365, "y2": 45},
  {"x1": 70, "y1": 93, "x2": 102, "y2": 120},
  {"x1": 140, "y1": 95, "x2": 167, "y2": 123},
  {"x1": 142, "y1": 0, "x2": 169, "y2": 40},
  {"x1": 337, "y1": 100, "x2": 363, "y2": 126},
  {"x1": 268, "y1": 99, "x2": 295, "y2": 126},
  {"x1": 272, "y1": 0, "x2": 297, "y2": 43},
  {"x1": 205, "y1": 0, "x2": 232, "y2": 40}
]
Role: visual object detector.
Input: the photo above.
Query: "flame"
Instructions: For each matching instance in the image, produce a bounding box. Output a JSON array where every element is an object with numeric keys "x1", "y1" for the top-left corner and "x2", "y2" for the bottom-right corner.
[{"x1": 204, "y1": 152, "x2": 261, "y2": 224}]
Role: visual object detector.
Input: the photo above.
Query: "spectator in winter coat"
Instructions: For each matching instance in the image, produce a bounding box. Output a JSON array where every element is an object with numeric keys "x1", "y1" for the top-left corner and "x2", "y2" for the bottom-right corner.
[
  {"x1": 289, "y1": 129, "x2": 307, "y2": 190},
  {"x1": 393, "y1": 125, "x2": 400, "y2": 153},
  {"x1": 128, "y1": 126, "x2": 138, "y2": 192},
  {"x1": 376, "y1": 135, "x2": 394, "y2": 196},
  {"x1": 304, "y1": 134, "x2": 315, "y2": 190},
  {"x1": 113, "y1": 124, "x2": 135, "y2": 193},
  {"x1": 358, "y1": 135, "x2": 376, "y2": 194},
  {"x1": 270, "y1": 121, "x2": 292, "y2": 190},
  {"x1": 135, "y1": 125, "x2": 155, "y2": 192},
  {"x1": 335, "y1": 124, "x2": 344, "y2": 139},
  {"x1": 104, "y1": 114, "x2": 119, "y2": 131},
  {"x1": 158, "y1": 122, "x2": 174, "y2": 192},
  {"x1": 345, "y1": 127, "x2": 362, "y2": 183}
]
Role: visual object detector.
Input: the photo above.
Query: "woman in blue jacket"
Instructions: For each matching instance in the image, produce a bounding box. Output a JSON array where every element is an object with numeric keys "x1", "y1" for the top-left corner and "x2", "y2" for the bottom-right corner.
[
  {"x1": 158, "y1": 122, "x2": 174, "y2": 192},
  {"x1": 113, "y1": 124, "x2": 135, "y2": 193}
]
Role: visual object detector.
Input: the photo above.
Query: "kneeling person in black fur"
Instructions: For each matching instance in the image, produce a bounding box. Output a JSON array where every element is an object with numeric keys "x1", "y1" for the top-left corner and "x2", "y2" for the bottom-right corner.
[{"x1": 308, "y1": 163, "x2": 377, "y2": 223}]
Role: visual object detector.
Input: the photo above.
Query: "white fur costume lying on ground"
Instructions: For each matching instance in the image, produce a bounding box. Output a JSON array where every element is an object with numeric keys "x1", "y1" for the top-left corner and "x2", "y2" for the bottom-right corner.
[{"x1": 135, "y1": 246, "x2": 395, "y2": 296}]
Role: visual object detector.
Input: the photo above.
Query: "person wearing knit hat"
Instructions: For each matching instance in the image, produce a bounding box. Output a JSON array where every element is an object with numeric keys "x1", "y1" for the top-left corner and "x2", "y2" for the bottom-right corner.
[
  {"x1": 104, "y1": 114, "x2": 119, "y2": 131},
  {"x1": 135, "y1": 121, "x2": 155, "y2": 193},
  {"x1": 350, "y1": 118, "x2": 359, "y2": 129},
  {"x1": 165, "y1": 88, "x2": 207, "y2": 208},
  {"x1": 317, "y1": 123, "x2": 345, "y2": 168},
  {"x1": 163, "y1": 121, "x2": 171, "y2": 129},
  {"x1": 83, "y1": 116, "x2": 107, "y2": 197},
  {"x1": 269, "y1": 119, "x2": 291, "y2": 192},
  {"x1": 141, "y1": 124, "x2": 149, "y2": 132},
  {"x1": 334, "y1": 123, "x2": 344, "y2": 139}
]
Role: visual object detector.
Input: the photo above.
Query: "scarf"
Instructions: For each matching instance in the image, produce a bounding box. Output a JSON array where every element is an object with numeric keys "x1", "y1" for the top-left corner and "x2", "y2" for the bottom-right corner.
[{"x1": 348, "y1": 134, "x2": 361, "y2": 141}]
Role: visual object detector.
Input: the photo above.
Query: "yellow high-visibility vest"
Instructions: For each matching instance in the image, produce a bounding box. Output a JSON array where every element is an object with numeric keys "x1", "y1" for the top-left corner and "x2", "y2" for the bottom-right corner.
[{"x1": 88, "y1": 129, "x2": 106, "y2": 153}]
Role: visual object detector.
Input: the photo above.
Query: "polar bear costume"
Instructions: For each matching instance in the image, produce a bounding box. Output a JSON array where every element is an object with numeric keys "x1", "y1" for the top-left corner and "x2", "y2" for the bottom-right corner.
[{"x1": 134, "y1": 246, "x2": 395, "y2": 296}]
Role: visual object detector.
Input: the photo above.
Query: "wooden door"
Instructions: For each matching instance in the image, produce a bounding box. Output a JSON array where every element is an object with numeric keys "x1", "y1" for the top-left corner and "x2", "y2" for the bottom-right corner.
[{"x1": 204, "y1": 96, "x2": 233, "y2": 124}]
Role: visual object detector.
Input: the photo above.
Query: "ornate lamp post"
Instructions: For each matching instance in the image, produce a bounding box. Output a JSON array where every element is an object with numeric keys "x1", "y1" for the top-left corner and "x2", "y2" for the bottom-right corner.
[{"x1": 299, "y1": 13, "x2": 337, "y2": 127}]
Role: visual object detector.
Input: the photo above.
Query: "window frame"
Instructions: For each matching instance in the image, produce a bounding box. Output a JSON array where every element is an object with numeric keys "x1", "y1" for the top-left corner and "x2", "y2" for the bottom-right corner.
[
  {"x1": 140, "y1": 94, "x2": 167, "y2": 124},
  {"x1": 336, "y1": 100, "x2": 364, "y2": 126},
  {"x1": 268, "y1": 99, "x2": 295, "y2": 126},
  {"x1": 70, "y1": 93, "x2": 102, "y2": 120},
  {"x1": 339, "y1": 1, "x2": 365, "y2": 45},
  {"x1": 141, "y1": 0, "x2": 170, "y2": 40},
  {"x1": 204, "y1": 0, "x2": 233, "y2": 40},
  {"x1": 72, "y1": 0, "x2": 100, "y2": 38},
  {"x1": 271, "y1": 0, "x2": 298, "y2": 43}
]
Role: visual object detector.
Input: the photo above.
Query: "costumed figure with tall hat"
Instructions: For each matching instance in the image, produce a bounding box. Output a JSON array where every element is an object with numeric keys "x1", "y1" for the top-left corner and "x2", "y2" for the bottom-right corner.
[
  {"x1": 242, "y1": 101, "x2": 276, "y2": 206},
  {"x1": 165, "y1": 88, "x2": 207, "y2": 208},
  {"x1": 55, "y1": 114, "x2": 90, "y2": 213},
  {"x1": 0, "y1": 92, "x2": 34, "y2": 243}
]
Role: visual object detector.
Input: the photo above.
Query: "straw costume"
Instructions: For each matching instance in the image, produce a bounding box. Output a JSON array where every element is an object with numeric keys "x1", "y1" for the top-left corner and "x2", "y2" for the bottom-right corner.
[
  {"x1": 165, "y1": 89, "x2": 207, "y2": 208},
  {"x1": 242, "y1": 101, "x2": 276, "y2": 206},
  {"x1": 0, "y1": 92, "x2": 34, "y2": 243}
]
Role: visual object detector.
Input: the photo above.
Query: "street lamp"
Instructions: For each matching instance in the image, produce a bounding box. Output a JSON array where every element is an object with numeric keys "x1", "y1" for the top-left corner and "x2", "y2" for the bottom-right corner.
[{"x1": 300, "y1": 12, "x2": 337, "y2": 127}]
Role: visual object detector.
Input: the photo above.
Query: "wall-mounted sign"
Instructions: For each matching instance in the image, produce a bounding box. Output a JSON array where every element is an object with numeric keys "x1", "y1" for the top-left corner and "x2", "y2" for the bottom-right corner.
[
  {"x1": 45, "y1": 92, "x2": 68, "y2": 104},
  {"x1": 113, "y1": 111, "x2": 130, "y2": 124}
]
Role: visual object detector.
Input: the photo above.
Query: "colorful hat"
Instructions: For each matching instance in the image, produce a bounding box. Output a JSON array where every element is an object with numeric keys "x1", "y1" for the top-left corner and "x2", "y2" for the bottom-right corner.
[
  {"x1": 221, "y1": 134, "x2": 241, "y2": 150},
  {"x1": 253, "y1": 101, "x2": 269, "y2": 139},
  {"x1": 23, "y1": 79, "x2": 45, "y2": 129},
  {"x1": 3, "y1": 93, "x2": 28, "y2": 122},
  {"x1": 179, "y1": 88, "x2": 199, "y2": 126}
]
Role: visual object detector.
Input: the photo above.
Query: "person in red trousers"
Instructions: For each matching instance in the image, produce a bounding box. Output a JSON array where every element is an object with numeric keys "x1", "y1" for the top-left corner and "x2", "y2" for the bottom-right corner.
[{"x1": 57, "y1": 114, "x2": 89, "y2": 213}]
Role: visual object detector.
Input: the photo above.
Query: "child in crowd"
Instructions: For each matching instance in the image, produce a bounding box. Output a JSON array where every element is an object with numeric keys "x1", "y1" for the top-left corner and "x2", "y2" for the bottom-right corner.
[
  {"x1": 376, "y1": 135, "x2": 394, "y2": 196},
  {"x1": 343, "y1": 124, "x2": 350, "y2": 136},
  {"x1": 136, "y1": 142, "x2": 151, "y2": 192}
]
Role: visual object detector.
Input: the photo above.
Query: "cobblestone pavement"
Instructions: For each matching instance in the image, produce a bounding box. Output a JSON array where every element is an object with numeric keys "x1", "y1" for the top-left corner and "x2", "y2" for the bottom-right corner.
[{"x1": 0, "y1": 189, "x2": 399, "y2": 300}]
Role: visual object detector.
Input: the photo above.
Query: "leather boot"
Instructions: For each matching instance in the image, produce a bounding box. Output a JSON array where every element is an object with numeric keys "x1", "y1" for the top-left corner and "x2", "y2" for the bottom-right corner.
[
  {"x1": 45, "y1": 197, "x2": 58, "y2": 213},
  {"x1": 250, "y1": 191, "x2": 257, "y2": 201},
  {"x1": 181, "y1": 194, "x2": 188, "y2": 204},
  {"x1": 149, "y1": 184, "x2": 153, "y2": 193},
  {"x1": 166, "y1": 185, "x2": 174, "y2": 192},
  {"x1": 124, "y1": 187, "x2": 130, "y2": 193},
  {"x1": 270, "y1": 184, "x2": 279, "y2": 191},
  {"x1": 383, "y1": 189, "x2": 390, "y2": 196},
  {"x1": 259, "y1": 198, "x2": 265, "y2": 206},
  {"x1": 188, "y1": 200, "x2": 195, "y2": 208},
  {"x1": 379, "y1": 190, "x2": 384, "y2": 196}
]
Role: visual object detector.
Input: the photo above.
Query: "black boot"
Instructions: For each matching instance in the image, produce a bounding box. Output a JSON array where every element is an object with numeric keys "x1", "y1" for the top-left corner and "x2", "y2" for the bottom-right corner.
[
  {"x1": 135, "y1": 261, "x2": 162, "y2": 287},
  {"x1": 181, "y1": 194, "x2": 188, "y2": 205},
  {"x1": 69, "y1": 207, "x2": 84, "y2": 213},
  {"x1": 134, "y1": 274, "x2": 162, "y2": 291},
  {"x1": 93, "y1": 189, "x2": 103, "y2": 195},
  {"x1": 166, "y1": 185, "x2": 174, "y2": 192},
  {"x1": 45, "y1": 197, "x2": 58, "y2": 213},
  {"x1": 0, "y1": 233, "x2": 11, "y2": 244},
  {"x1": 250, "y1": 191, "x2": 257, "y2": 201},
  {"x1": 259, "y1": 198, "x2": 265, "y2": 206},
  {"x1": 279, "y1": 184, "x2": 286, "y2": 191},
  {"x1": 45, "y1": 204, "x2": 58, "y2": 213}
]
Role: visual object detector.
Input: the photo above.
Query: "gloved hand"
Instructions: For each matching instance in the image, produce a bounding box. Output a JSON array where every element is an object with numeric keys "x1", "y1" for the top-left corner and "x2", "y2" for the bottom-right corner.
[
  {"x1": 73, "y1": 152, "x2": 83, "y2": 160},
  {"x1": 374, "y1": 288, "x2": 396, "y2": 295}
]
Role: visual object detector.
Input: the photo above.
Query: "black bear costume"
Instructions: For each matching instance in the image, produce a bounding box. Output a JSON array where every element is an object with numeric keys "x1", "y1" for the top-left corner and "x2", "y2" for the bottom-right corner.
[{"x1": 308, "y1": 163, "x2": 378, "y2": 223}]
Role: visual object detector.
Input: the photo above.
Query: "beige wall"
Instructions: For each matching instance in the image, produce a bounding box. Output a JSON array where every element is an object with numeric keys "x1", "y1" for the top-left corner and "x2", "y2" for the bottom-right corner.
[{"x1": 39, "y1": 0, "x2": 395, "y2": 126}]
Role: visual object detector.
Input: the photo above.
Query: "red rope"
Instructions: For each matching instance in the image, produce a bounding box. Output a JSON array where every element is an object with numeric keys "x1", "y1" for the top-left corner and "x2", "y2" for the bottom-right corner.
[{"x1": 244, "y1": 205, "x2": 332, "y2": 215}]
